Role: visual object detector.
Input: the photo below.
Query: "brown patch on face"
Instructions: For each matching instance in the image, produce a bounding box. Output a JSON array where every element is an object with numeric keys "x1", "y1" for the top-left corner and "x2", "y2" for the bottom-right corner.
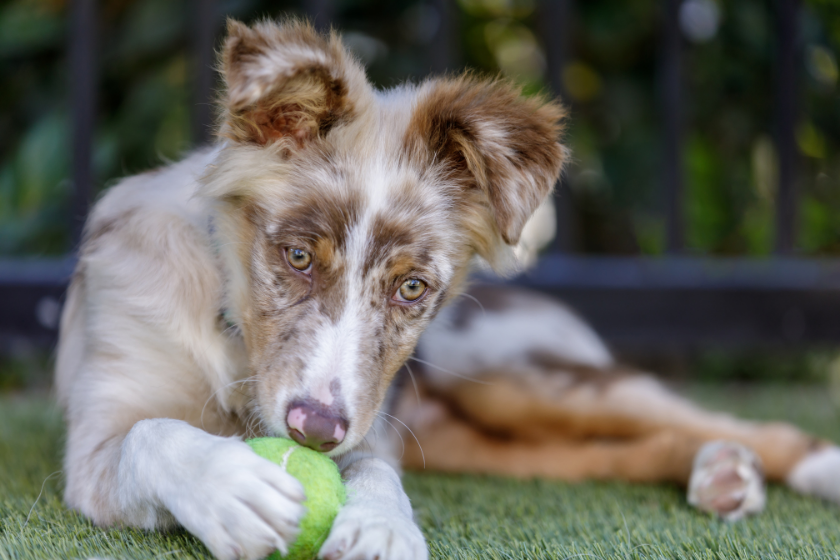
[
  {"x1": 363, "y1": 214, "x2": 422, "y2": 278},
  {"x1": 360, "y1": 185, "x2": 450, "y2": 301},
  {"x1": 404, "y1": 75, "x2": 568, "y2": 246},
  {"x1": 220, "y1": 19, "x2": 357, "y2": 147},
  {"x1": 273, "y1": 189, "x2": 361, "y2": 254},
  {"x1": 266, "y1": 185, "x2": 362, "y2": 323}
]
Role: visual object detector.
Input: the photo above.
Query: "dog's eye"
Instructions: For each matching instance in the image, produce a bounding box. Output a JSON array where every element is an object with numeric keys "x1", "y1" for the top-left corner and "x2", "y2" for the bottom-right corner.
[
  {"x1": 394, "y1": 279, "x2": 427, "y2": 303},
  {"x1": 286, "y1": 248, "x2": 312, "y2": 272}
]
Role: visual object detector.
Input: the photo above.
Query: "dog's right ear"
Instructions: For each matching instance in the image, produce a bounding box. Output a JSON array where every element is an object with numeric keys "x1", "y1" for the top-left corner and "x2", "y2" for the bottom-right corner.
[{"x1": 219, "y1": 19, "x2": 373, "y2": 148}]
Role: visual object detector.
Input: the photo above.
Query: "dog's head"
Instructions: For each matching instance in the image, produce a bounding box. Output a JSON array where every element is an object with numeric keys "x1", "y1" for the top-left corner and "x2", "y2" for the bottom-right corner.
[{"x1": 202, "y1": 19, "x2": 567, "y2": 455}]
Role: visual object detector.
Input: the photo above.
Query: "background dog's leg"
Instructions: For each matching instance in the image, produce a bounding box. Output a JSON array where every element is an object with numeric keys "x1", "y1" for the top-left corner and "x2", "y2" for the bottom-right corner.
[
  {"x1": 414, "y1": 285, "x2": 840, "y2": 515},
  {"x1": 401, "y1": 400, "x2": 769, "y2": 519},
  {"x1": 398, "y1": 370, "x2": 840, "y2": 514},
  {"x1": 399, "y1": 400, "x2": 700, "y2": 482},
  {"x1": 426, "y1": 369, "x2": 823, "y2": 481}
]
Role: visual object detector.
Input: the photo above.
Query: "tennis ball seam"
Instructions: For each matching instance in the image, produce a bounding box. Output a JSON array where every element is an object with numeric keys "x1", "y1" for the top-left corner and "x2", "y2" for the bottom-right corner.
[{"x1": 280, "y1": 446, "x2": 296, "y2": 471}]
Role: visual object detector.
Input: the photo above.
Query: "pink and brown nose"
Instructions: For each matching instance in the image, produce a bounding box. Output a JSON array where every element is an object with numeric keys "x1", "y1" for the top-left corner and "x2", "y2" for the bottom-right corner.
[{"x1": 286, "y1": 400, "x2": 348, "y2": 452}]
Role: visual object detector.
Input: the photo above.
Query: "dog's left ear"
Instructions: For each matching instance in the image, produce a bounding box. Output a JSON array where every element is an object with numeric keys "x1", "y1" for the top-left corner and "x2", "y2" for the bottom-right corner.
[
  {"x1": 219, "y1": 18, "x2": 373, "y2": 147},
  {"x1": 407, "y1": 76, "x2": 567, "y2": 247}
]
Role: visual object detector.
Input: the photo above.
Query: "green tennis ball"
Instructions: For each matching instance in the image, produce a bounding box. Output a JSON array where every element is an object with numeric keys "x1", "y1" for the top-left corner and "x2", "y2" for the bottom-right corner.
[{"x1": 247, "y1": 437, "x2": 346, "y2": 560}]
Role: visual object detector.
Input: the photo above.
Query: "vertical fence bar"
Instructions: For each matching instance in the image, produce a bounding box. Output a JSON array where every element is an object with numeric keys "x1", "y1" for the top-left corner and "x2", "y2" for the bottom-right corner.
[
  {"x1": 304, "y1": 0, "x2": 335, "y2": 33},
  {"x1": 774, "y1": 0, "x2": 799, "y2": 254},
  {"x1": 428, "y1": 0, "x2": 459, "y2": 74},
  {"x1": 538, "y1": 0, "x2": 575, "y2": 253},
  {"x1": 662, "y1": 0, "x2": 683, "y2": 254},
  {"x1": 191, "y1": 0, "x2": 218, "y2": 146},
  {"x1": 70, "y1": 0, "x2": 96, "y2": 248}
]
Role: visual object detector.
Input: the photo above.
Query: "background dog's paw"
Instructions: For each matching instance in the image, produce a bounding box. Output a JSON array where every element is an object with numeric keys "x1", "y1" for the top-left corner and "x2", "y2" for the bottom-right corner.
[
  {"x1": 319, "y1": 506, "x2": 428, "y2": 560},
  {"x1": 786, "y1": 446, "x2": 840, "y2": 504},
  {"x1": 166, "y1": 438, "x2": 307, "y2": 560},
  {"x1": 687, "y1": 440, "x2": 766, "y2": 521}
]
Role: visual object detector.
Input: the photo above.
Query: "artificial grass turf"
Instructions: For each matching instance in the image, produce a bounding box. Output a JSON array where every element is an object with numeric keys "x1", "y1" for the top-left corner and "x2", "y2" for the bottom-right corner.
[{"x1": 3, "y1": 385, "x2": 840, "y2": 559}]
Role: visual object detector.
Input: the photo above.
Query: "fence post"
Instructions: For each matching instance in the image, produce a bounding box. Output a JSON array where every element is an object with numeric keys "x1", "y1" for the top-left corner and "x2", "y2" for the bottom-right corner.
[
  {"x1": 661, "y1": 0, "x2": 683, "y2": 254},
  {"x1": 774, "y1": 0, "x2": 800, "y2": 254},
  {"x1": 304, "y1": 0, "x2": 335, "y2": 33},
  {"x1": 191, "y1": 0, "x2": 219, "y2": 147},
  {"x1": 428, "y1": 0, "x2": 460, "y2": 74},
  {"x1": 70, "y1": 0, "x2": 96, "y2": 248},
  {"x1": 538, "y1": 0, "x2": 576, "y2": 254}
]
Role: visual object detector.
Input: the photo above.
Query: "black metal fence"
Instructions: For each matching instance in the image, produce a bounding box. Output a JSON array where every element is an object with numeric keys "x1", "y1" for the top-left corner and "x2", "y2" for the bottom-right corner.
[{"x1": 3, "y1": 0, "x2": 836, "y2": 354}]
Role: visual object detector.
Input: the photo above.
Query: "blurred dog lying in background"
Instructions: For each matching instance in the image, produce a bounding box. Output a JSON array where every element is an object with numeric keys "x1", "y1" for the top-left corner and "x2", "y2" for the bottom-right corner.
[
  {"x1": 397, "y1": 282, "x2": 840, "y2": 519},
  {"x1": 55, "y1": 17, "x2": 840, "y2": 560}
]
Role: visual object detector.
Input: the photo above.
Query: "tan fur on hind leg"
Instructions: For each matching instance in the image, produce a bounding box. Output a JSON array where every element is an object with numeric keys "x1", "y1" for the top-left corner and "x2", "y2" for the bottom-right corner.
[
  {"x1": 395, "y1": 368, "x2": 827, "y2": 518},
  {"x1": 396, "y1": 389, "x2": 700, "y2": 483},
  {"x1": 409, "y1": 367, "x2": 824, "y2": 483}
]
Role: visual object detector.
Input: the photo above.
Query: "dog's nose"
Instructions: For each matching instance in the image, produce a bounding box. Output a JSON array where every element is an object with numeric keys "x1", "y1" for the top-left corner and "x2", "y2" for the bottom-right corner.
[{"x1": 286, "y1": 400, "x2": 348, "y2": 452}]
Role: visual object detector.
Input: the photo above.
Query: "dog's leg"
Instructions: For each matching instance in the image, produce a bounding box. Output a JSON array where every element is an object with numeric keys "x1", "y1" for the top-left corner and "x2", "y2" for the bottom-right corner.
[
  {"x1": 420, "y1": 368, "x2": 824, "y2": 481},
  {"x1": 400, "y1": 398, "x2": 769, "y2": 519},
  {"x1": 320, "y1": 416, "x2": 428, "y2": 560},
  {"x1": 415, "y1": 285, "x2": 838, "y2": 516},
  {"x1": 398, "y1": 392, "x2": 701, "y2": 481},
  {"x1": 63, "y1": 399, "x2": 306, "y2": 560},
  {"x1": 400, "y1": 369, "x2": 837, "y2": 517}
]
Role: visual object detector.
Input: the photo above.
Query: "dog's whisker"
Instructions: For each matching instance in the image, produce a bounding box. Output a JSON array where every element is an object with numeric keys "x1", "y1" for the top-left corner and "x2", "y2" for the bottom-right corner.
[
  {"x1": 378, "y1": 411, "x2": 425, "y2": 469},
  {"x1": 239, "y1": 395, "x2": 266, "y2": 439},
  {"x1": 221, "y1": 322, "x2": 242, "y2": 337},
  {"x1": 251, "y1": 401, "x2": 272, "y2": 438},
  {"x1": 242, "y1": 406, "x2": 261, "y2": 439},
  {"x1": 365, "y1": 421, "x2": 379, "y2": 451},
  {"x1": 457, "y1": 292, "x2": 487, "y2": 320},
  {"x1": 403, "y1": 361, "x2": 421, "y2": 408},
  {"x1": 407, "y1": 357, "x2": 493, "y2": 385},
  {"x1": 375, "y1": 413, "x2": 406, "y2": 461},
  {"x1": 200, "y1": 376, "x2": 256, "y2": 431},
  {"x1": 360, "y1": 425, "x2": 379, "y2": 455}
]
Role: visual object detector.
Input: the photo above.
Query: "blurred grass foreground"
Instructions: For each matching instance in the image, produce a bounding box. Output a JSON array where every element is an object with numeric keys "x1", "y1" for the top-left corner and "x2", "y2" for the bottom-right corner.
[{"x1": 5, "y1": 384, "x2": 840, "y2": 559}]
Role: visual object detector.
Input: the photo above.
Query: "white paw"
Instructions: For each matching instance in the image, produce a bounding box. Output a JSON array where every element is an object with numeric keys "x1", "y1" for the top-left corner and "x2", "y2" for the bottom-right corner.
[
  {"x1": 319, "y1": 505, "x2": 428, "y2": 560},
  {"x1": 687, "y1": 440, "x2": 766, "y2": 521},
  {"x1": 165, "y1": 438, "x2": 306, "y2": 560},
  {"x1": 787, "y1": 446, "x2": 840, "y2": 503}
]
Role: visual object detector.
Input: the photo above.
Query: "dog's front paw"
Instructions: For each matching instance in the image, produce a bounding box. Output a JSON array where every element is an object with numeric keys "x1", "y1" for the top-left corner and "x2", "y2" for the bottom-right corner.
[
  {"x1": 166, "y1": 438, "x2": 307, "y2": 560},
  {"x1": 687, "y1": 440, "x2": 766, "y2": 521},
  {"x1": 319, "y1": 505, "x2": 428, "y2": 560}
]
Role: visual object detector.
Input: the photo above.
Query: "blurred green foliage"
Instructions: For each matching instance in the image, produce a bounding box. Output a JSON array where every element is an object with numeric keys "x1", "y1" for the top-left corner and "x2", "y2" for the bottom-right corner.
[{"x1": 1, "y1": 0, "x2": 839, "y2": 257}]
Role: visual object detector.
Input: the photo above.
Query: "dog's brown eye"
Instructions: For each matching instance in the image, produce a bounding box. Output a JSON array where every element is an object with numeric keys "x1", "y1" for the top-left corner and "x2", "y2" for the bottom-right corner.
[
  {"x1": 286, "y1": 248, "x2": 312, "y2": 271},
  {"x1": 395, "y1": 279, "x2": 427, "y2": 302}
]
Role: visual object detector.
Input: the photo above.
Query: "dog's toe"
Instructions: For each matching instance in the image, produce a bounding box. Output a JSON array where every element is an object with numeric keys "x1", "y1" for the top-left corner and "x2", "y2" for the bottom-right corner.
[
  {"x1": 319, "y1": 507, "x2": 427, "y2": 560},
  {"x1": 687, "y1": 440, "x2": 766, "y2": 521}
]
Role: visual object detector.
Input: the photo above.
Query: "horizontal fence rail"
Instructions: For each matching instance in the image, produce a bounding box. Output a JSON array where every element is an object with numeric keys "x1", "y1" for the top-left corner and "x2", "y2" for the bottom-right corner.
[
  {"x1": 0, "y1": 259, "x2": 75, "y2": 349},
  {"x1": 0, "y1": 0, "x2": 823, "y2": 354},
  {"x1": 482, "y1": 256, "x2": 840, "y2": 350},
  {"x1": 3, "y1": 257, "x2": 840, "y2": 352}
]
